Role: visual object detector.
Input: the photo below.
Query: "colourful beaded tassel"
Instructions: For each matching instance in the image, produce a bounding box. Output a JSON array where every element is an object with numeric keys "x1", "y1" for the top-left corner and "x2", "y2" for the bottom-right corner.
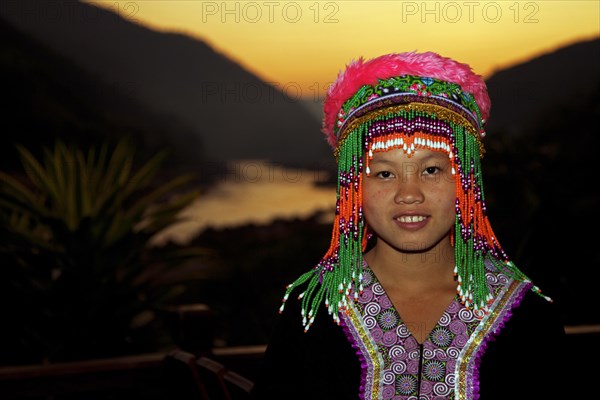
[
  {"x1": 280, "y1": 123, "x2": 368, "y2": 331},
  {"x1": 453, "y1": 130, "x2": 550, "y2": 312}
]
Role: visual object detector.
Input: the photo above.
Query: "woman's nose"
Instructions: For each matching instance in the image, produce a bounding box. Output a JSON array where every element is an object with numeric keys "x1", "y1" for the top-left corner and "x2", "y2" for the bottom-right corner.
[{"x1": 393, "y1": 173, "x2": 424, "y2": 204}]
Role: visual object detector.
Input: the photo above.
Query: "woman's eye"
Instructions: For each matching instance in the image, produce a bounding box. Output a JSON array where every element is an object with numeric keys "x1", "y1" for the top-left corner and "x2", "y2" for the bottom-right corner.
[
  {"x1": 424, "y1": 166, "x2": 440, "y2": 175},
  {"x1": 376, "y1": 171, "x2": 394, "y2": 179}
]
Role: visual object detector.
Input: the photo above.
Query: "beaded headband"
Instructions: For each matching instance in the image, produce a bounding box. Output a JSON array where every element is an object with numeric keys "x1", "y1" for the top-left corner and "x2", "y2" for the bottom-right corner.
[
  {"x1": 281, "y1": 52, "x2": 549, "y2": 331},
  {"x1": 333, "y1": 75, "x2": 486, "y2": 159}
]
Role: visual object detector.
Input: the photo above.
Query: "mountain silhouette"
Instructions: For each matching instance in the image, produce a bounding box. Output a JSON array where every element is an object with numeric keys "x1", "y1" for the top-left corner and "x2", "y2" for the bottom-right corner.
[
  {"x1": 478, "y1": 37, "x2": 600, "y2": 328},
  {"x1": 484, "y1": 36, "x2": 600, "y2": 136},
  {"x1": 0, "y1": 15, "x2": 205, "y2": 173},
  {"x1": 0, "y1": 0, "x2": 333, "y2": 173},
  {"x1": 3, "y1": 1, "x2": 597, "y2": 172}
]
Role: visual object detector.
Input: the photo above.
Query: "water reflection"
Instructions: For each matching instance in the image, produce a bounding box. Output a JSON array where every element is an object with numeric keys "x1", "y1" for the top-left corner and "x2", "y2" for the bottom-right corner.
[{"x1": 151, "y1": 160, "x2": 336, "y2": 246}]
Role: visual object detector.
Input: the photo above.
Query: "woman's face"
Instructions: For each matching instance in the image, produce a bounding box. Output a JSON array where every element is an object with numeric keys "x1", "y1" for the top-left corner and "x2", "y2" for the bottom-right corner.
[{"x1": 362, "y1": 146, "x2": 456, "y2": 254}]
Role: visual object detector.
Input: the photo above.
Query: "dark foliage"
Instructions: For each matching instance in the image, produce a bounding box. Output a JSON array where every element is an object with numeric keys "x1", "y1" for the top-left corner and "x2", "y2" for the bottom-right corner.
[{"x1": 0, "y1": 139, "x2": 208, "y2": 365}]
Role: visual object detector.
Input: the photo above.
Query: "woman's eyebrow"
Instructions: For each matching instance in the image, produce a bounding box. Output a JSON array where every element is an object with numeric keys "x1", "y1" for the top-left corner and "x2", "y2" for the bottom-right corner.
[
  {"x1": 370, "y1": 152, "x2": 448, "y2": 165},
  {"x1": 369, "y1": 157, "x2": 395, "y2": 165}
]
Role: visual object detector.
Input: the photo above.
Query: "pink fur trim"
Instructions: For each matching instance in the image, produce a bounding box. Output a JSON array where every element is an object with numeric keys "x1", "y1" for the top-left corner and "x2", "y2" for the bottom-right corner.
[{"x1": 322, "y1": 51, "x2": 490, "y2": 148}]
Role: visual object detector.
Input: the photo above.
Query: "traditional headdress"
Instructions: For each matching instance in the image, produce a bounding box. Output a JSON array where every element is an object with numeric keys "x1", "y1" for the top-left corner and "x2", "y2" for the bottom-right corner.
[{"x1": 281, "y1": 51, "x2": 549, "y2": 330}]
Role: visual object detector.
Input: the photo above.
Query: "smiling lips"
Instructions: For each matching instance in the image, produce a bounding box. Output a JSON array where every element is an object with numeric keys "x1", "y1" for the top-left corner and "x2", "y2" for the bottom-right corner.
[{"x1": 396, "y1": 215, "x2": 428, "y2": 223}]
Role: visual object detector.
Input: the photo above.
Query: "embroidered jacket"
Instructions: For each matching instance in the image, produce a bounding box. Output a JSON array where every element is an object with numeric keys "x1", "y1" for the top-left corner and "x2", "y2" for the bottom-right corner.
[{"x1": 253, "y1": 259, "x2": 566, "y2": 400}]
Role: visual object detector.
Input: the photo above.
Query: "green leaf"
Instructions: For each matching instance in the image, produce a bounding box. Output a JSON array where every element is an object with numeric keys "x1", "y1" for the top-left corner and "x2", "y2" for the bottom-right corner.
[
  {"x1": 16, "y1": 145, "x2": 60, "y2": 207},
  {"x1": 121, "y1": 150, "x2": 169, "y2": 198},
  {"x1": 76, "y1": 151, "x2": 92, "y2": 216},
  {"x1": 0, "y1": 171, "x2": 41, "y2": 209}
]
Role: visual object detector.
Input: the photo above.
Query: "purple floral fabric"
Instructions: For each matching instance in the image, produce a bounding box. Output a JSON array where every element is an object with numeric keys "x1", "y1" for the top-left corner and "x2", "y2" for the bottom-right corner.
[{"x1": 341, "y1": 261, "x2": 530, "y2": 400}]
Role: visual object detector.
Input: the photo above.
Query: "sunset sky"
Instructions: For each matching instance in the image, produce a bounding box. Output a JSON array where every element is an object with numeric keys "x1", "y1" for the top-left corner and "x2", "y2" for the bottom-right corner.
[
  {"x1": 88, "y1": 0, "x2": 599, "y2": 97},
  {"x1": 81, "y1": 1, "x2": 599, "y2": 235}
]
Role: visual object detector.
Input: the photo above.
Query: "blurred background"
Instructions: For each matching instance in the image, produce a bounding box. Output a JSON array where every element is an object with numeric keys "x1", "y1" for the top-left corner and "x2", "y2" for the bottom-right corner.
[{"x1": 0, "y1": 0, "x2": 598, "y2": 398}]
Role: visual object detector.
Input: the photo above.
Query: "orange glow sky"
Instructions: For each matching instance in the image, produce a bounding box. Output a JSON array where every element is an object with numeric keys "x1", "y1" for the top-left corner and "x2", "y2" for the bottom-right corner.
[
  {"x1": 88, "y1": 1, "x2": 599, "y2": 98},
  {"x1": 80, "y1": 1, "x2": 599, "y2": 236}
]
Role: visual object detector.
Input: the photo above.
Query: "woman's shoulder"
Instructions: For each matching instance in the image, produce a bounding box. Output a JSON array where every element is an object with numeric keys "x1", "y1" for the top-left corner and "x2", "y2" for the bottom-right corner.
[
  {"x1": 510, "y1": 288, "x2": 565, "y2": 334},
  {"x1": 253, "y1": 277, "x2": 361, "y2": 399},
  {"x1": 479, "y1": 288, "x2": 566, "y2": 399},
  {"x1": 481, "y1": 256, "x2": 566, "y2": 344}
]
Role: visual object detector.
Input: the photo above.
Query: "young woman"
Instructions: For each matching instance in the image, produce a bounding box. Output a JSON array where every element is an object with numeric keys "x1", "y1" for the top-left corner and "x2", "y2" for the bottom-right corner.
[{"x1": 252, "y1": 51, "x2": 566, "y2": 400}]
